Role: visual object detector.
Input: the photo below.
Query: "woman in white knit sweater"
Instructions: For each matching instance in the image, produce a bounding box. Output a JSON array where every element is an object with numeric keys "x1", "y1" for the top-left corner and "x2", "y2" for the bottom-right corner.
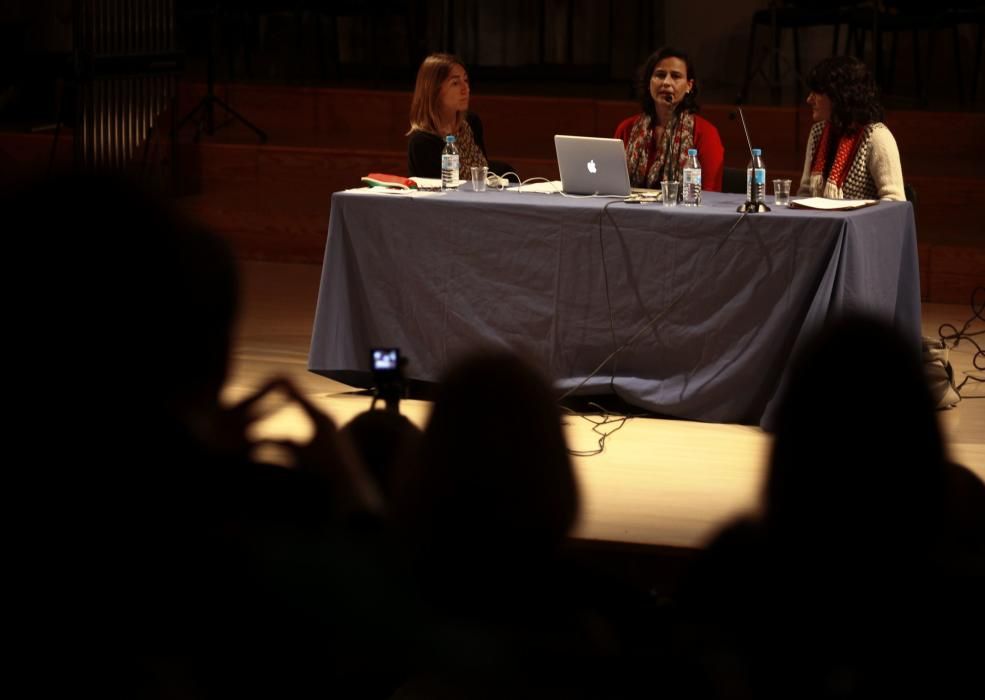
[{"x1": 798, "y1": 56, "x2": 905, "y2": 201}]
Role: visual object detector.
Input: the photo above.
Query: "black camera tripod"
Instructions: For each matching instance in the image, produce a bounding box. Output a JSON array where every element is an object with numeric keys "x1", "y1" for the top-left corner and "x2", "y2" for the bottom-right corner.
[{"x1": 177, "y1": 2, "x2": 266, "y2": 143}]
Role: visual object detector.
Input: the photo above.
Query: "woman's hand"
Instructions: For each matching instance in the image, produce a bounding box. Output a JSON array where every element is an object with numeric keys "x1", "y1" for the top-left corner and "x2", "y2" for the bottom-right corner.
[{"x1": 252, "y1": 378, "x2": 384, "y2": 517}]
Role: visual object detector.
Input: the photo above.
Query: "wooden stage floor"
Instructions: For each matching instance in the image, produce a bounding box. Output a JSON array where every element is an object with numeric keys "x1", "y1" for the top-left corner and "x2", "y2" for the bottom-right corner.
[{"x1": 227, "y1": 261, "x2": 985, "y2": 551}]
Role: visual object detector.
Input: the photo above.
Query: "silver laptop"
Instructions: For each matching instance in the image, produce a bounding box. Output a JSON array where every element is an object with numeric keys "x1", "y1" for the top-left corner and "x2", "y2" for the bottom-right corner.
[{"x1": 554, "y1": 135, "x2": 632, "y2": 196}]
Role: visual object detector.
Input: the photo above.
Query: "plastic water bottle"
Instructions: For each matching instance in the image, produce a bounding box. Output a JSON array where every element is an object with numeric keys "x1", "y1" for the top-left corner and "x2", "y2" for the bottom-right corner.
[
  {"x1": 746, "y1": 148, "x2": 766, "y2": 205},
  {"x1": 441, "y1": 135, "x2": 459, "y2": 189},
  {"x1": 682, "y1": 148, "x2": 701, "y2": 206}
]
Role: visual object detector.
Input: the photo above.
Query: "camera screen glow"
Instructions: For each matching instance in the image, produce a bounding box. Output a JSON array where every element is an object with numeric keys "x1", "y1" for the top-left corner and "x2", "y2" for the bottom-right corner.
[{"x1": 373, "y1": 349, "x2": 398, "y2": 370}]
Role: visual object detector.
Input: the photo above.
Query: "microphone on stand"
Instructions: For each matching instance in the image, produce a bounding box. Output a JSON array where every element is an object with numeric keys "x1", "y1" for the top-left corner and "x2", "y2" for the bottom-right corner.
[{"x1": 733, "y1": 107, "x2": 770, "y2": 213}]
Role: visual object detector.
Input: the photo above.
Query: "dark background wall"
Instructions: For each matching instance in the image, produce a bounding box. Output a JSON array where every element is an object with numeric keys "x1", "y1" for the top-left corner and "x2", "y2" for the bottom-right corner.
[{"x1": 3, "y1": 0, "x2": 981, "y2": 126}]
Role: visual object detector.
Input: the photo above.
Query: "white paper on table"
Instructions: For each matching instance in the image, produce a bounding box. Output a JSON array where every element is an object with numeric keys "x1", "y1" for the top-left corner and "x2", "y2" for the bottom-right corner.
[
  {"x1": 788, "y1": 197, "x2": 879, "y2": 210},
  {"x1": 346, "y1": 187, "x2": 444, "y2": 197},
  {"x1": 409, "y1": 176, "x2": 446, "y2": 190},
  {"x1": 507, "y1": 180, "x2": 564, "y2": 194}
]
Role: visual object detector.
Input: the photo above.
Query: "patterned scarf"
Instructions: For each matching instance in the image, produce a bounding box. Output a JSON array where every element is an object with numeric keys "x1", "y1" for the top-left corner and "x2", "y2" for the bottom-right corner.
[
  {"x1": 455, "y1": 119, "x2": 488, "y2": 172},
  {"x1": 809, "y1": 122, "x2": 867, "y2": 199},
  {"x1": 626, "y1": 111, "x2": 696, "y2": 188}
]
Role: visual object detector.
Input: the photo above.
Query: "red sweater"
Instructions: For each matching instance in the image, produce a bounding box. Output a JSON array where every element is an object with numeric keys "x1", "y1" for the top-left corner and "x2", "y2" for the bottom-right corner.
[{"x1": 614, "y1": 113, "x2": 724, "y2": 192}]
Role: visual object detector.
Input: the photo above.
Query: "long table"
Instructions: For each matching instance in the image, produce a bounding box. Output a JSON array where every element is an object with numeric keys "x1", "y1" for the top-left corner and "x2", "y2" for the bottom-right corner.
[{"x1": 308, "y1": 189, "x2": 920, "y2": 427}]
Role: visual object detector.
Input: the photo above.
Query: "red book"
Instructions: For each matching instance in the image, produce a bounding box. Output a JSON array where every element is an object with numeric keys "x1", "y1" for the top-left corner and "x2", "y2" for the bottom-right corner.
[{"x1": 361, "y1": 173, "x2": 418, "y2": 189}]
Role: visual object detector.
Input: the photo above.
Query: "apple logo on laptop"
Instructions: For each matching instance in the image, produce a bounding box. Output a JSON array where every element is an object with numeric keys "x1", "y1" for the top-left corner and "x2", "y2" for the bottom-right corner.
[{"x1": 587, "y1": 159, "x2": 597, "y2": 174}]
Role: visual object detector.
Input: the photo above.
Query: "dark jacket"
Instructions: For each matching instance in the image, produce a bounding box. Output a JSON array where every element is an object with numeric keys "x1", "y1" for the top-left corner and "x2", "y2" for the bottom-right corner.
[{"x1": 407, "y1": 112, "x2": 487, "y2": 178}]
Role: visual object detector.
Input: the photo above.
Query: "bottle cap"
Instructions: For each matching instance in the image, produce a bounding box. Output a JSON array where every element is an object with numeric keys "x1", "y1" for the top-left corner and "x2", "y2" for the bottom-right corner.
[
  {"x1": 446, "y1": 135, "x2": 456, "y2": 143},
  {"x1": 688, "y1": 148, "x2": 697, "y2": 155},
  {"x1": 752, "y1": 148, "x2": 762, "y2": 156}
]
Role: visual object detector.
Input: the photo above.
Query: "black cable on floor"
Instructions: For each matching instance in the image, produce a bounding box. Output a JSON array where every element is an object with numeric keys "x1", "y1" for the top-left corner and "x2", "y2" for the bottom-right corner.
[{"x1": 938, "y1": 286, "x2": 985, "y2": 397}]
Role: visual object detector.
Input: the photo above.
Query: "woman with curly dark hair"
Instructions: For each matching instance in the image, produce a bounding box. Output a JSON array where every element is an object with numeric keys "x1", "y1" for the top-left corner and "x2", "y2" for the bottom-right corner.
[
  {"x1": 798, "y1": 55, "x2": 905, "y2": 201},
  {"x1": 614, "y1": 47, "x2": 724, "y2": 191}
]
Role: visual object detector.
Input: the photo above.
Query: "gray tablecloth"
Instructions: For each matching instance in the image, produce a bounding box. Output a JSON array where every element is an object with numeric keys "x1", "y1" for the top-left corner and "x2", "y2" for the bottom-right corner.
[{"x1": 308, "y1": 189, "x2": 920, "y2": 426}]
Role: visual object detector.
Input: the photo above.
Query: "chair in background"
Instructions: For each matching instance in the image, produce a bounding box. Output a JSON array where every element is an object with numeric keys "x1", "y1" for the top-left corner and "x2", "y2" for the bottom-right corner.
[
  {"x1": 944, "y1": 1, "x2": 983, "y2": 106},
  {"x1": 190, "y1": 1, "x2": 424, "y2": 85},
  {"x1": 722, "y1": 166, "x2": 748, "y2": 195},
  {"x1": 309, "y1": 1, "x2": 423, "y2": 83},
  {"x1": 739, "y1": 1, "x2": 871, "y2": 105},
  {"x1": 904, "y1": 182, "x2": 916, "y2": 206},
  {"x1": 846, "y1": 1, "x2": 979, "y2": 107}
]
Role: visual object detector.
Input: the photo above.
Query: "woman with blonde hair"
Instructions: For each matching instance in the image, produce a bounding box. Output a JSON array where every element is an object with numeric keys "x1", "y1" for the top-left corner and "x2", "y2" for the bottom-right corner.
[{"x1": 407, "y1": 53, "x2": 508, "y2": 179}]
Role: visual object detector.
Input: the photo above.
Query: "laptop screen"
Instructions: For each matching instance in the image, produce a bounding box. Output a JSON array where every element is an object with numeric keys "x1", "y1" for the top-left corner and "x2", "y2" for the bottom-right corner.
[{"x1": 554, "y1": 135, "x2": 632, "y2": 196}]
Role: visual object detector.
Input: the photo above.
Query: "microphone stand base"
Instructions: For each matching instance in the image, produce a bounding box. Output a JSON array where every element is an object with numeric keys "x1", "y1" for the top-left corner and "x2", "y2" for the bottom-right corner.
[{"x1": 737, "y1": 201, "x2": 771, "y2": 213}]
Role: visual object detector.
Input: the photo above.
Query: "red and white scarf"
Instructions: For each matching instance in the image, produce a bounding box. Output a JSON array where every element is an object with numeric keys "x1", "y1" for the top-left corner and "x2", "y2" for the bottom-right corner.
[{"x1": 809, "y1": 123, "x2": 865, "y2": 199}]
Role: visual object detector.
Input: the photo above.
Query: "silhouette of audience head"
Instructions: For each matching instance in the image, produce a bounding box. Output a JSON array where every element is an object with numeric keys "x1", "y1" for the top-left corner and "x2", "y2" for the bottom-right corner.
[
  {"x1": 766, "y1": 314, "x2": 948, "y2": 550},
  {"x1": 10, "y1": 173, "x2": 237, "y2": 427},
  {"x1": 340, "y1": 409, "x2": 422, "y2": 503},
  {"x1": 396, "y1": 349, "x2": 578, "y2": 569}
]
